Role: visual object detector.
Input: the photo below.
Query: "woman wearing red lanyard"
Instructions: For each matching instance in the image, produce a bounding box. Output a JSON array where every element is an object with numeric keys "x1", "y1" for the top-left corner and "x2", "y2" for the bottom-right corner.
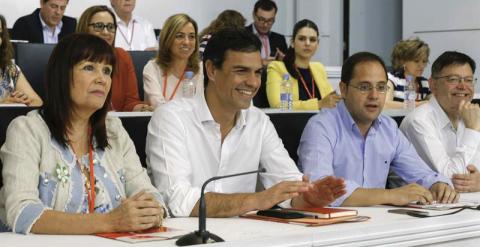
[
  {"x1": 76, "y1": 5, "x2": 152, "y2": 112},
  {"x1": 143, "y1": 14, "x2": 203, "y2": 108},
  {"x1": 266, "y1": 19, "x2": 341, "y2": 110},
  {"x1": 0, "y1": 34, "x2": 166, "y2": 234}
]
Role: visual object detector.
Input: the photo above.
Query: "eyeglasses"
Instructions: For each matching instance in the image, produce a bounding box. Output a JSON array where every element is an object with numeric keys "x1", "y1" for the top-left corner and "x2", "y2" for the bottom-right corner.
[
  {"x1": 348, "y1": 82, "x2": 389, "y2": 93},
  {"x1": 255, "y1": 15, "x2": 275, "y2": 25},
  {"x1": 434, "y1": 75, "x2": 477, "y2": 85},
  {"x1": 88, "y1": 22, "x2": 116, "y2": 33}
]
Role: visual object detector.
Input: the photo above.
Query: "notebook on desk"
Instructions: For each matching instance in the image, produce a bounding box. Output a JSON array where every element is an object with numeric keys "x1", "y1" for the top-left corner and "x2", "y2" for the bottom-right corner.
[{"x1": 407, "y1": 200, "x2": 480, "y2": 211}]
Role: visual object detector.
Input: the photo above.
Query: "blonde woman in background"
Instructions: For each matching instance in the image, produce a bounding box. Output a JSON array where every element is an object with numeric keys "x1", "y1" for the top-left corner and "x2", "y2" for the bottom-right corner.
[
  {"x1": 386, "y1": 37, "x2": 430, "y2": 109},
  {"x1": 143, "y1": 13, "x2": 203, "y2": 108}
]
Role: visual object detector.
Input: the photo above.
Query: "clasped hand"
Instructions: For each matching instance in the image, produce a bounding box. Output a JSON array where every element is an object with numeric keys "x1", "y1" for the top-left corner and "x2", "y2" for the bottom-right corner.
[{"x1": 107, "y1": 191, "x2": 164, "y2": 232}]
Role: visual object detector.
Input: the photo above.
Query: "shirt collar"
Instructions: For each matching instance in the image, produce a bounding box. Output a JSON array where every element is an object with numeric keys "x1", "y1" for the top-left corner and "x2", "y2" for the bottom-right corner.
[
  {"x1": 429, "y1": 96, "x2": 452, "y2": 129},
  {"x1": 252, "y1": 23, "x2": 270, "y2": 37},
  {"x1": 337, "y1": 100, "x2": 382, "y2": 133},
  {"x1": 115, "y1": 12, "x2": 138, "y2": 26},
  {"x1": 195, "y1": 91, "x2": 247, "y2": 128},
  {"x1": 38, "y1": 12, "x2": 63, "y2": 31}
]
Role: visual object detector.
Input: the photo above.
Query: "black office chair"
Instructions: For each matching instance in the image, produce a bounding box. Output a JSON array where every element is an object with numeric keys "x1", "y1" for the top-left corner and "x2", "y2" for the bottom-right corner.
[
  {"x1": 252, "y1": 69, "x2": 270, "y2": 108},
  {"x1": 14, "y1": 43, "x2": 55, "y2": 101},
  {"x1": 128, "y1": 50, "x2": 156, "y2": 100}
]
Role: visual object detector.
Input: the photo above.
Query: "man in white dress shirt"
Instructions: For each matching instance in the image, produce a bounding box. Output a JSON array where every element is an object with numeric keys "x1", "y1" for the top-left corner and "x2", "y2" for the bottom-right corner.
[
  {"x1": 400, "y1": 51, "x2": 480, "y2": 192},
  {"x1": 146, "y1": 28, "x2": 346, "y2": 217},
  {"x1": 110, "y1": 0, "x2": 157, "y2": 50}
]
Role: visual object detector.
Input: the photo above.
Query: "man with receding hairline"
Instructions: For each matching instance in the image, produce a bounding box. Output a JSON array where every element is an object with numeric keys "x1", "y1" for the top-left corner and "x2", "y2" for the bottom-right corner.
[
  {"x1": 12, "y1": 0, "x2": 76, "y2": 44},
  {"x1": 110, "y1": 0, "x2": 157, "y2": 51}
]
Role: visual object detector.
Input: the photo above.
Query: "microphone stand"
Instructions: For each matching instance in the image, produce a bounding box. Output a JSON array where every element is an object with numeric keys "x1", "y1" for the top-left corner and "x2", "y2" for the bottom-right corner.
[{"x1": 176, "y1": 168, "x2": 267, "y2": 246}]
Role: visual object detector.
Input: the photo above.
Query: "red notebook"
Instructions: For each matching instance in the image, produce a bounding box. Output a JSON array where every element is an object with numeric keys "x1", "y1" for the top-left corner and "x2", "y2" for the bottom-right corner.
[{"x1": 283, "y1": 207, "x2": 358, "y2": 219}]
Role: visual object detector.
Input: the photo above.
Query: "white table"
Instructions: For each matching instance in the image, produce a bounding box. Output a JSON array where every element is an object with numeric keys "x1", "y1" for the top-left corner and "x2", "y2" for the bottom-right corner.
[{"x1": 2, "y1": 193, "x2": 480, "y2": 247}]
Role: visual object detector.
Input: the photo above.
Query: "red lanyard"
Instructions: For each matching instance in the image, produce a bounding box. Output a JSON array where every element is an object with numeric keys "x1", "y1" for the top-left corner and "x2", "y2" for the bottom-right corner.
[
  {"x1": 70, "y1": 129, "x2": 96, "y2": 213},
  {"x1": 162, "y1": 68, "x2": 186, "y2": 101},
  {"x1": 295, "y1": 66, "x2": 316, "y2": 99}
]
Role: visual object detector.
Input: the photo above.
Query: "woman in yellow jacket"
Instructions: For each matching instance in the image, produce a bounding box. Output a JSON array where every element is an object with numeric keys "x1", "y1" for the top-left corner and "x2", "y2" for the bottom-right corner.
[{"x1": 267, "y1": 19, "x2": 340, "y2": 110}]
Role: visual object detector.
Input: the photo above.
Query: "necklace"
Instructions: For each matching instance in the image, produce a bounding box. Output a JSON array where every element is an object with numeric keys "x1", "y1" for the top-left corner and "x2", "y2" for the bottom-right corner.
[
  {"x1": 295, "y1": 66, "x2": 316, "y2": 99},
  {"x1": 69, "y1": 128, "x2": 96, "y2": 213},
  {"x1": 117, "y1": 21, "x2": 135, "y2": 49}
]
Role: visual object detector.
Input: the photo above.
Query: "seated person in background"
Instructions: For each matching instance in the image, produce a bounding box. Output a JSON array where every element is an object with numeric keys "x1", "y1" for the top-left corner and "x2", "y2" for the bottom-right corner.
[
  {"x1": 143, "y1": 14, "x2": 203, "y2": 108},
  {"x1": 298, "y1": 51, "x2": 458, "y2": 207},
  {"x1": 266, "y1": 19, "x2": 341, "y2": 110},
  {"x1": 0, "y1": 14, "x2": 42, "y2": 106},
  {"x1": 110, "y1": 0, "x2": 157, "y2": 51},
  {"x1": 11, "y1": 0, "x2": 76, "y2": 44},
  {"x1": 0, "y1": 33, "x2": 165, "y2": 234},
  {"x1": 146, "y1": 28, "x2": 346, "y2": 217},
  {"x1": 77, "y1": 5, "x2": 152, "y2": 112},
  {"x1": 199, "y1": 9, "x2": 246, "y2": 60},
  {"x1": 246, "y1": 0, "x2": 287, "y2": 65},
  {"x1": 400, "y1": 51, "x2": 480, "y2": 192},
  {"x1": 386, "y1": 38, "x2": 430, "y2": 108}
]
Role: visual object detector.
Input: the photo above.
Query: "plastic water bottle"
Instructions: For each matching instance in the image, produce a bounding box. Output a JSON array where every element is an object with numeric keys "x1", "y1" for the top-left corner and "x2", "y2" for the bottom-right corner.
[
  {"x1": 182, "y1": 71, "x2": 195, "y2": 98},
  {"x1": 404, "y1": 75, "x2": 416, "y2": 111},
  {"x1": 279, "y1": 74, "x2": 292, "y2": 110}
]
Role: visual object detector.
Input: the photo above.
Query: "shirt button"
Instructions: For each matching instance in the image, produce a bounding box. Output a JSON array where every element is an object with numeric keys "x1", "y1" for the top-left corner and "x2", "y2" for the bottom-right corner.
[
  {"x1": 120, "y1": 175, "x2": 126, "y2": 182},
  {"x1": 103, "y1": 173, "x2": 108, "y2": 178},
  {"x1": 43, "y1": 178, "x2": 49, "y2": 185},
  {"x1": 115, "y1": 194, "x2": 121, "y2": 201}
]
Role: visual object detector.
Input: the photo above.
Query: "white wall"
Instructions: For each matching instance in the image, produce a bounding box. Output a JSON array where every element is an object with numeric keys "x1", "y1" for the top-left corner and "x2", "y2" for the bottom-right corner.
[
  {"x1": 349, "y1": 0, "x2": 402, "y2": 66},
  {"x1": 403, "y1": 0, "x2": 480, "y2": 77}
]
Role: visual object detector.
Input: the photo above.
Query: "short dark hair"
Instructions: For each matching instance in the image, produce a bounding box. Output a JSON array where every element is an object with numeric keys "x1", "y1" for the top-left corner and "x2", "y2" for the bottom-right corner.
[
  {"x1": 202, "y1": 27, "x2": 261, "y2": 86},
  {"x1": 41, "y1": 33, "x2": 116, "y2": 149},
  {"x1": 431, "y1": 51, "x2": 476, "y2": 77},
  {"x1": 253, "y1": 0, "x2": 278, "y2": 14},
  {"x1": 0, "y1": 14, "x2": 14, "y2": 70},
  {"x1": 341, "y1": 52, "x2": 387, "y2": 84}
]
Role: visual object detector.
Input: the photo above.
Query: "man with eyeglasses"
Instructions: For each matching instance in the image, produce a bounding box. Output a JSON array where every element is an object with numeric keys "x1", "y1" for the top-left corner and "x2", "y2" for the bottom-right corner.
[
  {"x1": 298, "y1": 52, "x2": 458, "y2": 206},
  {"x1": 110, "y1": 0, "x2": 157, "y2": 51},
  {"x1": 246, "y1": 0, "x2": 288, "y2": 66},
  {"x1": 11, "y1": 0, "x2": 76, "y2": 44},
  {"x1": 401, "y1": 51, "x2": 480, "y2": 192}
]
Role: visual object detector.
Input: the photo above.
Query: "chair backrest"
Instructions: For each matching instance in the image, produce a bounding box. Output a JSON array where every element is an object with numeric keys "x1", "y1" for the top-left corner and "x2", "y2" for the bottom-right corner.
[
  {"x1": 252, "y1": 69, "x2": 270, "y2": 108},
  {"x1": 0, "y1": 107, "x2": 36, "y2": 188},
  {"x1": 14, "y1": 43, "x2": 55, "y2": 100},
  {"x1": 128, "y1": 50, "x2": 157, "y2": 100}
]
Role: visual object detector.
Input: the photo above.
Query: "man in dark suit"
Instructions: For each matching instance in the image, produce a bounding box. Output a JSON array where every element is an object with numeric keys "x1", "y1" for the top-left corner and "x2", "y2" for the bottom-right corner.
[
  {"x1": 11, "y1": 0, "x2": 76, "y2": 44},
  {"x1": 246, "y1": 0, "x2": 288, "y2": 66}
]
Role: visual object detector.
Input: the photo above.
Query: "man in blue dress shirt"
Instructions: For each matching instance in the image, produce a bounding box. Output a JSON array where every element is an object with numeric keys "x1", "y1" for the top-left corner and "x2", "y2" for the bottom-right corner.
[{"x1": 298, "y1": 52, "x2": 458, "y2": 206}]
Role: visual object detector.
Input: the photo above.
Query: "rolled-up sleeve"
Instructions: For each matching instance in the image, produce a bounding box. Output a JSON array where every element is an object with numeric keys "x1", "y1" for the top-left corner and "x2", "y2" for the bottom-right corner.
[
  {"x1": 1, "y1": 117, "x2": 47, "y2": 234},
  {"x1": 146, "y1": 107, "x2": 200, "y2": 217}
]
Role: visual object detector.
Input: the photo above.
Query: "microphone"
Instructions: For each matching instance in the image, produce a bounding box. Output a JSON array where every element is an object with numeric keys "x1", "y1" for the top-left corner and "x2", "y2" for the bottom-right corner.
[{"x1": 176, "y1": 168, "x2": 267, "y2": 246}]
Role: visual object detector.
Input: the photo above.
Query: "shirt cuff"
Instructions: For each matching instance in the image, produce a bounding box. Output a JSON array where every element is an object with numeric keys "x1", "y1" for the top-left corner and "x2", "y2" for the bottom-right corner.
[{"x1": 13, "y1": 202, "x2": 45, "y2": 234}]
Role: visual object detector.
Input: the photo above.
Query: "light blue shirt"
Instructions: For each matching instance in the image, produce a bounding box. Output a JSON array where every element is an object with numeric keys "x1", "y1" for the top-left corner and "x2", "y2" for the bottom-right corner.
[
  {"x1": 298, "y1": 101, "x2": 450, "y2": 206},
  {"x1": 39, "y1": 12, "x2": 62, "y2": 44}
]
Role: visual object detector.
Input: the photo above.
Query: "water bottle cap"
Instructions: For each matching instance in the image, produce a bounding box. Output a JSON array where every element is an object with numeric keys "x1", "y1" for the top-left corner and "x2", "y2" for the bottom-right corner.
[
  {"x1": 184, "y1": 71, "x2": 194, "y2": 79},
  {"x1": 283, "y1": 74, "x2": 290, "y2": 80}
]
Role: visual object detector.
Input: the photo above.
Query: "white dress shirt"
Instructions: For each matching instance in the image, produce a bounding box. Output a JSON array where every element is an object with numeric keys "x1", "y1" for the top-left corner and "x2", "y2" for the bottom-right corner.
[
  {"x1": 400, "y1": 96, "x2": 480, "y2": 177},
  {"x1": 114, "y1": 14, "x2": 157, "y2": 51},
  {"x1": 146, "y1": 92, "x2": 302, "y2": 216},
  {"x1": 142, "y1": 60, "x2": 204, "y2": 108},
  {"x1": 39, "y1": 13, "x2": 62, "y2": 44}
]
